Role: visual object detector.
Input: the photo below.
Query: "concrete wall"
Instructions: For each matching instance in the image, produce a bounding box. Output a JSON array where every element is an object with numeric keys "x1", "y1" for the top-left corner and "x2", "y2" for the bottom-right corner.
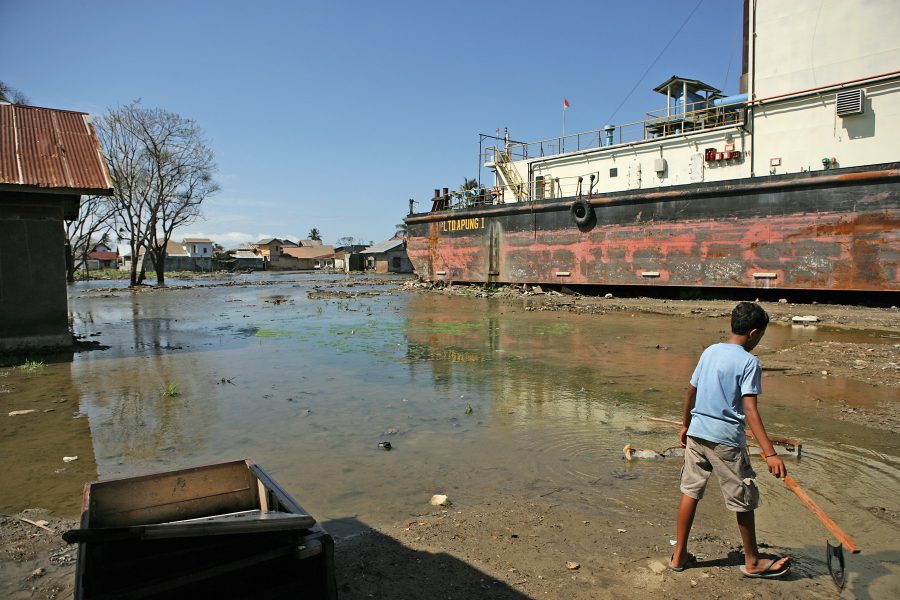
[
  {"x1": 752, "y1": 0, "x2": 900, "y2": 99},
  {"x1": 0, "y1": 192, "x2": 75, "y2": 351},
  {"x1": 749, "y1": 0, "x2": 900, "y2": 175}
]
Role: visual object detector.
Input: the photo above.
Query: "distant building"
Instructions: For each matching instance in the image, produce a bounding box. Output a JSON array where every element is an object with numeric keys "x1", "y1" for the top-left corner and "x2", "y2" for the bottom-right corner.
[
  {"x1": 299, "y1": 239, "x2": 324, "y2": 247},
  {"x1": 251, "y1": 238, "x2": 284, "y2": 260},
  {"x1": 138, "y1": 240, "x2": 212, "y2": 272},
  {"x1": 277, "y1": 245, "x2": 335, "y2": 270},
  {"x1": 182, "y1": 237, "x2": 213, "y2": 258},
  {"x1": 360, "y1": 238, "x2": 413, "y2": 273},
  {"x1": 0, "y1": 103, "x2": 112, "y2": 351},
  {"x1": 334, "y1": 244, "x2": 368, "y2": 272}
]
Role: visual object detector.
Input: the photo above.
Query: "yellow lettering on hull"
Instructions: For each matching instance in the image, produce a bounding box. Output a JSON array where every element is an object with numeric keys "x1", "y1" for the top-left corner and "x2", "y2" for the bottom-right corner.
[{"x1": 440, "y1": 217, "x2": 487, "y2": 232}]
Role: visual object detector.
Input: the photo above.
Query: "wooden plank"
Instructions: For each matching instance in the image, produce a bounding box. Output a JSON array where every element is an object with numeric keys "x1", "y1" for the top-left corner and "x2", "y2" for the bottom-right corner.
[
  {"x1": 64, "y1": 511, "x2": 316, "y2": 544},
  {"x1": 87, "y1": 461, "x2": 259, "y2": 527}
]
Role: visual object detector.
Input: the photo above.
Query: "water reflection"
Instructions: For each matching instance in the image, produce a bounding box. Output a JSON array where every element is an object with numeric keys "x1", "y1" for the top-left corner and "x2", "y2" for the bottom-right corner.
[{"x1": 7, "y1": 280, "x2": 895, "y2": 577}]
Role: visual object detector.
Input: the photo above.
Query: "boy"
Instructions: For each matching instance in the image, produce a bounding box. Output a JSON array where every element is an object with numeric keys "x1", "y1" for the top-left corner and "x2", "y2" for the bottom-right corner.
[{"x1": 670, "y1": 302, "x2": 791, "y2": 578}]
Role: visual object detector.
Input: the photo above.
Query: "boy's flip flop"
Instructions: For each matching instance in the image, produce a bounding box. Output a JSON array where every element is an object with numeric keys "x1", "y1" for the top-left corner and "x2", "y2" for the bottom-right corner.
[
  {"x1": 740, "y1": 557, "x2": 791, "y2": 579},
  {"x1": 668, "y1": 552, "x2": 696, "y2": 572}
]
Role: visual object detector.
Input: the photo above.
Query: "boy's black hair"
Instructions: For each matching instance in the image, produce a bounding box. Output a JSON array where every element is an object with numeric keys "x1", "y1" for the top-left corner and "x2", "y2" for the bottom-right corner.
[{"x1": 731, "y1": 301, "x2": 769, "y2": 334}]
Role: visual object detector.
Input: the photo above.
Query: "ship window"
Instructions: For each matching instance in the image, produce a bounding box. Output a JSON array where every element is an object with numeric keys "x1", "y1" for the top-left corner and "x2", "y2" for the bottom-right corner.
[{"x1": 609, "y1": 168, "x2": 618, "y2": 178}]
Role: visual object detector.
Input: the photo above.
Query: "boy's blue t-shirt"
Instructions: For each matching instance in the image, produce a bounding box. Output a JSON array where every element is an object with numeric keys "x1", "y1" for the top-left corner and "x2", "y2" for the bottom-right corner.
[{"x1": 687, "y1": 342, "x2": 762, "y2": 448}]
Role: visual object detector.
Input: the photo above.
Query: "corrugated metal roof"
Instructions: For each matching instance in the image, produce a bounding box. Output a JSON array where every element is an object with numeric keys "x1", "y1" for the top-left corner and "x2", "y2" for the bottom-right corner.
[
  {"x1": 182, "y1": 237, "x2": 212, "y2": 243},
  {"x1": 282, "y1": 246, "x2": 334, "y2": 259},
  {"x1": 0, "y1": 104, "x2": 112, "y2": 194},
  {"x1": 88, "y1": 251, "x2": 118, "y2": 261},
  {"x1": 361, "y1": 238, "x2": 405, "y2": 254}
]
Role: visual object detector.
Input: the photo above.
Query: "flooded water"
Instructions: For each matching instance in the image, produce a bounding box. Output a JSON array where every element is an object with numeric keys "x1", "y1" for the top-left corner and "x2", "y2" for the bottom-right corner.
[{"x1": 2, "y1": 275, "x2": 897, "y2": 569}]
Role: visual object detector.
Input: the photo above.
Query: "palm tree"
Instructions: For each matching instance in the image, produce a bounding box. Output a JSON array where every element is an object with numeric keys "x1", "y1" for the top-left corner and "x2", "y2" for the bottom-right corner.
[
  {"x1": 395, "y1": 223, "x2": 408, "y2": 237},
  {"x1": 308, "y1": 228, "x2": 321, "y2": 241},
  {"x1": 459, "y1": 178, "x2": 478, "y2": 192}
]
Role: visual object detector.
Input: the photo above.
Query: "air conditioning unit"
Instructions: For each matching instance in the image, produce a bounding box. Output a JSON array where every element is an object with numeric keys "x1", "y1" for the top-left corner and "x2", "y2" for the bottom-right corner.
[{"x1": 836, "y1": 89, "x2": 865, "y2": 116}]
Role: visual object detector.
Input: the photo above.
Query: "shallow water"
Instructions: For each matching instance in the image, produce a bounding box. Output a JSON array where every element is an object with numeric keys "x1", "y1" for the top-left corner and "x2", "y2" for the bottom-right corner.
[{"x1": 1, "y1": 277, "x2": 897, "y2": 579}]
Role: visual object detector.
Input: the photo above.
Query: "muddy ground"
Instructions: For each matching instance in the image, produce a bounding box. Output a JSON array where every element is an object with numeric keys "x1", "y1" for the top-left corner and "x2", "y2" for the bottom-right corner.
[{"x1": 2, "y1": 283, "x2": 897, "y2": 599}]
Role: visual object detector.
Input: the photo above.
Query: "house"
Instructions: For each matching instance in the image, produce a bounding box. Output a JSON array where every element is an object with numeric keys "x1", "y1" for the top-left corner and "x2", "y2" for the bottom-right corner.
[
  {"x1": 334, "y1": 244, "x2": 368, "y2": 272},
  {"x1": 225, "y1": 249, "x2": 264, "y2": 271},
  {"x1": 78, "y1": 240, "x2": 117, "y2": 271},
  {"x1": 0, "y1": 103, "x2": 113, "y2": 351},
  {"x1": 251, "y1": 238, "x2": 284, "y2": 260},
  {"x1": 139, "y1": 240, "x2": 212, "y2": 272},
  {"x1": 86, "y1": 250, "x2": 118, "y2": 270},
  {"x1": 281, "y1": 239, "x2": 299, "y2": 249},
  {"x1": 276, "y1": 245, "x2": 335, "y2": 270},
  {"x1": 360, "y1": 238, "x2": 413, "y2": 273},
  {"x1": 182, "y1": 237, "x2": 213, "y2": 258},
  {"x1": 299, "y1": 239, "x2": 324, "y2": 247}
]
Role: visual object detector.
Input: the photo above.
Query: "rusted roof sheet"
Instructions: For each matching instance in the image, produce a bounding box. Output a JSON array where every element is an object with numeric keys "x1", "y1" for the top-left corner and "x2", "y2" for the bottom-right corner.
[
  {"x1": 0, "y1": 104, "x2": 112, "y2": 194},
  {"x1": 88, "y1": 251, "x2": 118, "y2": 261},
  {"x1": 282, "y1": 246, "x2": 334, "y2": 259}
]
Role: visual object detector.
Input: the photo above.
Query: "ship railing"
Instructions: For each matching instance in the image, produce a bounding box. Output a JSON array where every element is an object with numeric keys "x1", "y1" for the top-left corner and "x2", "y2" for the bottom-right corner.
[{"x1": 482, "y1": 99, "x2": 746, "y2": 164}]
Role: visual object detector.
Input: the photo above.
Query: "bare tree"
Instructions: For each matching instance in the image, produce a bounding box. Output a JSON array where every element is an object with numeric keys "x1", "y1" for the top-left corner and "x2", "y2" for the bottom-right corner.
[
  {"x1": 97, "y1": 102, "x2": 218, "y2": 286},
  {"x1": 64, "y1": 195, "x2": 116, "y2": 281},
  {"x1": 0, "y1": 80, "x2": 29, "y2": 104}
]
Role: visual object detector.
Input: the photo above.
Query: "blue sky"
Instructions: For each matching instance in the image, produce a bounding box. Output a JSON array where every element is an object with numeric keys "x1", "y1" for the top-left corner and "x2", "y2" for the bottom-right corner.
[{"x1": 1, "y1": 0, "x2": 743, "y2": 248}]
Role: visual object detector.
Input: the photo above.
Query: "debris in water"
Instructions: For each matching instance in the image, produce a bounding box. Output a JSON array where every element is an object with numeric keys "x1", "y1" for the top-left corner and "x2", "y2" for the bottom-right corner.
[
  {"x1": 465, "y1": 403, "x2": 473, "y2": 415},
  {"x1": 378, "y1": 441, "x2": 392, "y2": 451},
  {"x1": 791, "y1": 315, "x2": 820, "y2": 323},
  {"x1": 430, "y1": 494, "x2": 450, "y2": 506}
]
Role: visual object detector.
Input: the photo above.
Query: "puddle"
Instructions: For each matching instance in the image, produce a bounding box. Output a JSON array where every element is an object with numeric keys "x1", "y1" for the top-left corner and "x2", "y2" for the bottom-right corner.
[{"x1": 0, "y1": 278, "x2": 896, "y2": 562}]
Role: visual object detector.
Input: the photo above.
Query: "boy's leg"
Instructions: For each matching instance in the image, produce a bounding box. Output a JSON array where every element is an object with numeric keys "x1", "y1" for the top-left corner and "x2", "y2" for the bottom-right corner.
[
  {"x1": 736, "y1": 510, "x2": 791, "y2": 573},
  {"x1": 672, "y1": 494, "x2": 699, "y2": 568}
]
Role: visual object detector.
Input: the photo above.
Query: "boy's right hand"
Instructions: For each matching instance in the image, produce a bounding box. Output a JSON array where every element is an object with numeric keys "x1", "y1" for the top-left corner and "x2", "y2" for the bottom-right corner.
[
  {"x1": 764, "y1": 454, "x2": 787, "y2": 479},
  {"x1": 679, "y1": 426, "x2": 688, "y2": 448}
]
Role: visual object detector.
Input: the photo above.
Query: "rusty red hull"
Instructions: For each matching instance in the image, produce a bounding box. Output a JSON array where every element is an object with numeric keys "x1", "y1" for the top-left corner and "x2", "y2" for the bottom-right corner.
[{"x1": 405, "y1": 163, "x2": 900, "y2": 291}]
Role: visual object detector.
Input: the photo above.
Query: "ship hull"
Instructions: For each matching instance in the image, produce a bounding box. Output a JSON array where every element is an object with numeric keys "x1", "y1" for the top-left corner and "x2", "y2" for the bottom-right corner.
[{"x1": 405, "y1": 163, "x2": 900, "y2": 292}]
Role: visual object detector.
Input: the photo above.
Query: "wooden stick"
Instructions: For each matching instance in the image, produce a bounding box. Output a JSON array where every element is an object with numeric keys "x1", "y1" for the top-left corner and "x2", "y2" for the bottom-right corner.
[
  {"x1": 643, "y1": 417, "x2": 803, "y2": 454},
  {"x1": 757, "y1": 453, "x2": 860, "y2": 554}
]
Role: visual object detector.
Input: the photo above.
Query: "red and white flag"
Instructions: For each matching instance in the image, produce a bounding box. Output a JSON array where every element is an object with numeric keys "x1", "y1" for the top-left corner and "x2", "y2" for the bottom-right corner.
[{"x1": 563, "y1": 98, "x2": 570, "y2": 109}]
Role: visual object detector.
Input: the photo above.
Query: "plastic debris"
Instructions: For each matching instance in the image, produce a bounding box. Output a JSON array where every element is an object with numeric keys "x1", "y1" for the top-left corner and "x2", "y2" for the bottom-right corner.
[
  {"x1": 430, "y1": 494, "x2": 450, "y2": 506},
  {"x1": 792, "y1": 315, "x2": 820, "y2": 323},
  {"x1": 565, "y1": 561, "x2": 580, "y2": 570},
  {"x1": 63, "y1": 456, "x2": 79, "y2": 462},
  {"x1": 8, "y1": 409, "x2": 38, "y2": 416}
]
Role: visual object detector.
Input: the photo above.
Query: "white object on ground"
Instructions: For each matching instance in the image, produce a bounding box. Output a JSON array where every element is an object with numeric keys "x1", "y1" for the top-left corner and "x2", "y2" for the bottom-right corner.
[
  {"x1": 430, "y1": 494, "x2": 450, "y2": 506},
  {"x1": 791, "y1": 315, "x2": 820, "y2": 323},
  {"x1": 63, "y1": 456, "x2": 78, "y2": 463},
  {"x1": 8, "y1": 409, "x2": 38, "y2": 416}
]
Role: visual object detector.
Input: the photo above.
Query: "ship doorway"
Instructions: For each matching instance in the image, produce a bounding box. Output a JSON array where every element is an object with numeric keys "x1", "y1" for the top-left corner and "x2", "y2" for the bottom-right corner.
[{"x1": 487, "y1": 218, "x2": 500, "y2": 283}]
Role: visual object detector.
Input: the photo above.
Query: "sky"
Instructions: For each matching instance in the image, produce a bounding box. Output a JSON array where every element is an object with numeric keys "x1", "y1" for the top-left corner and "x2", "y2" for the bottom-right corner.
[{"x1": 1, "y1": 0, "x2": 744, "y2": 248}]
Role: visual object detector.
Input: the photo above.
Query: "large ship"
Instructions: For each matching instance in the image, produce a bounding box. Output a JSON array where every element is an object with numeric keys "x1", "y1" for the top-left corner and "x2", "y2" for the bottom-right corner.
[{"x1": 404, "y1": 1, "x2": 900, "y2": 293}]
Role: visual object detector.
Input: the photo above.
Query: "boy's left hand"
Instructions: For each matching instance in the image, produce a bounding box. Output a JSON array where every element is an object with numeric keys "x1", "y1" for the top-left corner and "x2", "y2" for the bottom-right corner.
[{"x1": 764, "y1": 454, "x2": 787, "y2": 479}]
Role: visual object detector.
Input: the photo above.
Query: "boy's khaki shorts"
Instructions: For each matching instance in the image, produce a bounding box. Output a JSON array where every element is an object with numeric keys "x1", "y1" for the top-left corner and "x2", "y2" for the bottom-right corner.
[{"x1": 680, "y1": 436, "x2": 759, "y2": 512}]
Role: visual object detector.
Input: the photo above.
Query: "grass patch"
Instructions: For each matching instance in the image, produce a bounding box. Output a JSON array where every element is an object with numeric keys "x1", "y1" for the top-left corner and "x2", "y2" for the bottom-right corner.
[
  {"x1": 255, "y1": 328, "x2": 291, "y2": 338},
  {"x1": 18, "y1": 359, "x2": 45, "y2": 372},
  {"x1": 161, "y1": 381, "x2": 179, "y2": 397}
]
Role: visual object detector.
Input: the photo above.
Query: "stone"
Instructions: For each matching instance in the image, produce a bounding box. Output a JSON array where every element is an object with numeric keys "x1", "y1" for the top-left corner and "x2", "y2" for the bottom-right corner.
[
  {"x1": 604, "y1": 293, "x2": 614, "y2": 299},
  {"x1": 430, "y1": 494, "x2": 450, "y2": 506},
  {"x1": 565, "y1": 561, "x2": 580, "y2": 570},
  {"x1": 778, "y1": 298, "x2": 788, "y2": 304}
]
